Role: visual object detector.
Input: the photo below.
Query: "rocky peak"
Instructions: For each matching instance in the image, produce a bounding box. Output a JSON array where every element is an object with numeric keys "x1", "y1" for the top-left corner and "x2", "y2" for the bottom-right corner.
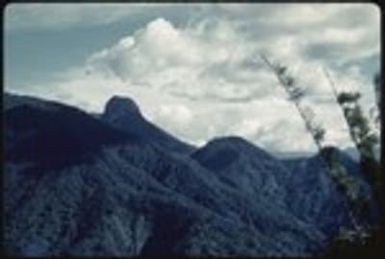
[{"x1": 103, "y1": 96, "x2": 141, "y2": 120}]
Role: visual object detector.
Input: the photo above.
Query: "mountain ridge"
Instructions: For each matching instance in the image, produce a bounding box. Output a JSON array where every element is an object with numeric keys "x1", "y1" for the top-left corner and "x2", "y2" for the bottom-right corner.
[{"x1": 4, "y1": 92, "x2": 372, "y2": 257}]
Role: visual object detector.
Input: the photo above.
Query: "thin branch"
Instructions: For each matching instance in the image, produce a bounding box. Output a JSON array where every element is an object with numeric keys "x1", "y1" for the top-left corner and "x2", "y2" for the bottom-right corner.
[
  {"x1": 322, "y1": 67, "x2": 339, "y2": 101},
  {"x1": 261, "y1": 53, "x2": 323, "y2": 151}
]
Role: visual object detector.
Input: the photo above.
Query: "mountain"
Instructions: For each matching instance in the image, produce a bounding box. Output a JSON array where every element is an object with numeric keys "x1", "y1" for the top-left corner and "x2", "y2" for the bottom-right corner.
[
  {"x1": 191, "y1": 136, "x2": 292, "y2": 209},
  {"x1": 281, "y1": 150, "x2": 378, "y2": 235},
  {"x1": 4, "y1": 93, "x2": 371, "y2": 257},
  {"x1": 191, "y1": 137, "x2": 375, "y2": 237},
  {"x1": 101, "y1": 96, "x2": 195, "y2": 155},
  {"x1": 4, "y1": 93, "x2": 139, "y2": 172}
]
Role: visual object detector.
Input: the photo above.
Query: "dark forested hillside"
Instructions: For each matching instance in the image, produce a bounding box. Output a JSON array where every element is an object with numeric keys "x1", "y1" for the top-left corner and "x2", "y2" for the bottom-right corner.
[{"x1": 3, "y1": 93, "x2": 374, "y2": 257}]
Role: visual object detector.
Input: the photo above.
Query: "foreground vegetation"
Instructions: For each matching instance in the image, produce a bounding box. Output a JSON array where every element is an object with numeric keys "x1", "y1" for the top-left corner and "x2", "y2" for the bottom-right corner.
[{"x1": 261, "y1": 54, "x2": 383, "y2": 257}]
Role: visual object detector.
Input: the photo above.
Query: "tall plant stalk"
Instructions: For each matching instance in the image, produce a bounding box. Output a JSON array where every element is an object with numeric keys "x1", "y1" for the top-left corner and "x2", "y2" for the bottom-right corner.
[
  {"x1": 260, "y1": 54, "x2": 368, "y2": 242},
  {"x1": 323, "y1": 68, "x2": 383, "y2": 224}
]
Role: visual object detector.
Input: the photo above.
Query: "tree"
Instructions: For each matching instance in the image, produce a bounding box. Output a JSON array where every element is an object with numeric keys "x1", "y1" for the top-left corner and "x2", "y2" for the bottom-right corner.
[
  {"x1": 323, "y1": 69, "x2": 382, "y2": 217},
  {"x1": 260, "y1": 53, "x2": 375, "y2": 244}
]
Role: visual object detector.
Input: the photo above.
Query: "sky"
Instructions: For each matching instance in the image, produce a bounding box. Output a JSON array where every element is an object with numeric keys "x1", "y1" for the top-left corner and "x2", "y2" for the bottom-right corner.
[{"x1": 4, "y1": 3, "x2": 381, "y2": 155}]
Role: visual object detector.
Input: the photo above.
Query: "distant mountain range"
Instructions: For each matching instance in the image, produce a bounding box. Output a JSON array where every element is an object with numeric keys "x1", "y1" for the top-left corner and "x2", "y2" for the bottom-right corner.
[{"x1": 3, "y1": 92, "x2": 375, "y2": 256}]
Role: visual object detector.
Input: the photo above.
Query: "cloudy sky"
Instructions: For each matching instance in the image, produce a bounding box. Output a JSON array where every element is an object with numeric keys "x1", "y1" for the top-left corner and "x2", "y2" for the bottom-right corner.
[{"x1": 4, "y1": 3, "x2": 380, "y2": 155}]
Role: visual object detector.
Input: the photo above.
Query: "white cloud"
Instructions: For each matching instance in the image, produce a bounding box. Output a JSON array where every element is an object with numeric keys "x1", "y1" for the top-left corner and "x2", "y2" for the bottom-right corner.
[{"x1": 6, "y1": 3, "x2": 380, "y2": 154}]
